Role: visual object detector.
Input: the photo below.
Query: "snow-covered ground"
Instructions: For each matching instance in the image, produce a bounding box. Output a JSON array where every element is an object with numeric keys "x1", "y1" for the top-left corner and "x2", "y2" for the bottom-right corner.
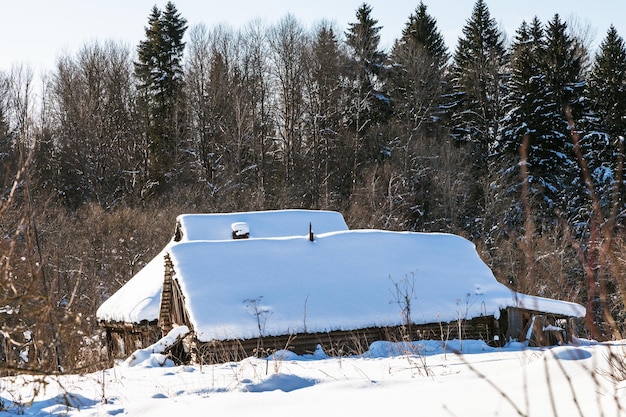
[{"x1": 2, "y1": 338, "x2": 626, "y2": 416}]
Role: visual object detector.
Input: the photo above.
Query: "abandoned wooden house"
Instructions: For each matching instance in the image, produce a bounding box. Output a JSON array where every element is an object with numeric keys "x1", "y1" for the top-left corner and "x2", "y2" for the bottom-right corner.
[{"x1": 96, "y1": 209, "x2": 586, "y2": 364}]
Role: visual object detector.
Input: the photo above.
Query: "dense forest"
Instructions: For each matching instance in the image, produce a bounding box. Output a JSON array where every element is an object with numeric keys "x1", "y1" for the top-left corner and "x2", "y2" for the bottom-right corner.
[{"x1": 1, "y1": 0, "x2": 625, "y2": 373}]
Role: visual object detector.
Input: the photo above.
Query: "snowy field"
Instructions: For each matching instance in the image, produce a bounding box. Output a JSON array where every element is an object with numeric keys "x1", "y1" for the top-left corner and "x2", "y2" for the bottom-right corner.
[{"x1": 2, "y1": 339, "x2": 626, "y2": 416}]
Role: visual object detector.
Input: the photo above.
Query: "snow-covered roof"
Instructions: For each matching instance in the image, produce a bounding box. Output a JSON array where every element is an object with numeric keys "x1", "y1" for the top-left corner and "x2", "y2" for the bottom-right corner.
[
  {"x1": 166, "y1": 230, "x2": 585, "y2": 342},
  {"x1": 96, "y1": 209, "x2": 349, "y2": 323},
  {"x1": 96, "y1": 210, "x2": 585, "y2": 341},
  {"x1": 96, "y1": 248, "x2": 166, "y2": 323}
]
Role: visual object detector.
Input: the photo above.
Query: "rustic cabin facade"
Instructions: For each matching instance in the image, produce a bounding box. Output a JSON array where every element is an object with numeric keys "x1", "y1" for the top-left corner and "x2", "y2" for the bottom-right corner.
[{"x1": 103, "y1": 299, "x2": 580, "y2": 364}]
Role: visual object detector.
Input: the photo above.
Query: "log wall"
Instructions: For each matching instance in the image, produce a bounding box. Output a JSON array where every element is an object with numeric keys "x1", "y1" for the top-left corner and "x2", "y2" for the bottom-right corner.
[{"x1": 191, "y1": 316, "x2": 500, "y2": 364}]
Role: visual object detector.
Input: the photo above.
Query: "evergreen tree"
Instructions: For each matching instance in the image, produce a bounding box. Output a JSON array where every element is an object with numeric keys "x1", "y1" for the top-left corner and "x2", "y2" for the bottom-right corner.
[
  {"x1": 495, "y1": 15, "x2": 589, "y2": 224},
  {"x1": 448, "y1": 0, "x2": 507, "y2": 235},
  {"x1": 393, "y1": 2, "x2": 448, "y2": 70},
  {"x1": 588, "y1": 25, "x2": 626, "y2": 140},
  {"x1": 539, "y1": 14, "x2": 587, "y2": 215},
  {"x1": 307, "y1": 22, "x2": 351, "y2": 206},
  {"x1": 387, "y1": 2, "x2": 449, "y2": 168},
  {"x1": 135, "y1": 2, "x2": 188, "y2": 186},
  {"x1": 543, "y1": 14, "x2": 585, "y2": 125},
  {"x1": 494, "y1": 18, "x2": 551, "y2": 228},
  {"x1": 582, "y1": 25, "x2": 626, "y2": 215},
  {"x1": 498, "y1": 18, "x2": 549, "y2": 151},
  {"x1": 389, "y1": 2, "x2": 448, "y2": 124},
  {"x1": 345, "y1": 3, "x2": 386, "y2": 95},
  {"x1": 344, "y1": 3, "x2": 389, "y2": 188},
  {"x1": 384, "y1": 3, "x2": 464, "y2": 232},
  {"x1": 449, "y1": 0, "x2": 506, "y2": 162}
]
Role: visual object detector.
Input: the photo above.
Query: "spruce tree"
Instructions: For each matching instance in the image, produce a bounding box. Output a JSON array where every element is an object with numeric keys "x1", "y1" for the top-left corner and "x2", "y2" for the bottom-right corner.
[
  {"x1": 500, "y1": 19, "x2": 549, "y2": 146},
  {"x1": 135, "y1": 2, "x2": 188, "y2": 186},
  {"x1": 387, "y1": 2, "x2": 448, "y2": 167},
  {"x1": 543, "y1": 14, "x2": 585, "y2": 125},
  {"x1": 450, "y1": 0, "x2": 506, "y2": 160},
  {"x1": 495, "y1": 18, "x2": 550, "y2": 228},
  {"x1": 309, "y1": 23, "x2": 351, "y2": 205},
  {"x1": 588, "y1": 25, "x2": 626, "y2": 140},
  {"x1": 345, "y1": 3, "x2": 386, "y2": 92},
  {"x1": 539, "y1": 14, "x2": 586, "y2": 215},
  {"x1": 344, "y1": 3, "x2": 389, "y2": 185},
  {"x1": 384, "y1": 3, "x2": 461, "y2": 231},
  {"x1": 394, "y1": 2, "x2": 448, "y2": 70},
  {"x1": 448, "y1": 0, "x2": 507, "y2": 235},
  {"x1": 583, "y1": 25, "x2": 626, "y2": 214}
]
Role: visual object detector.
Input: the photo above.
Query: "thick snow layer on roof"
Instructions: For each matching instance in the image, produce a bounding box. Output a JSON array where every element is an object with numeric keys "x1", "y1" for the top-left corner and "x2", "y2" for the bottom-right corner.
[
  {"x1": 176, "y1": 209, "x2": 348, "y2": 241},
  {"x1": 96, "y1": 209, "x2": 349, "y2": 323},
  {"x1": 166, "y1": 230, "x2": 585, "y2": 342},
  {"x1": 96, "y1": 249, "x2": 166, "y2": 323}
]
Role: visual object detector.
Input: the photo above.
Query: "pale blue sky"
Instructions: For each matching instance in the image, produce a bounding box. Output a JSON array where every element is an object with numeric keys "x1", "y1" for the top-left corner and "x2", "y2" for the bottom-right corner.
[{"x1": 3, "y1": 0, "x2": 624, "y2": 73}]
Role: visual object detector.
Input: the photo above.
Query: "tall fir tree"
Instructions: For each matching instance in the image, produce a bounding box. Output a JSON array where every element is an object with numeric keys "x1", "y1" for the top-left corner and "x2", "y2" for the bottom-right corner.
[
  {"x1": 135, "y1": 2, "x2": 188, "y2": 187},
  {"x1": 384, "y1": 2, "x2": 459, "y2": 231},
  {"x1": 543, "y1": 14, "x2": 585, "y2": 126},
  {"x1": 387, "y1": 2, "x2": 449, "y2": 168},
  {"x1": 386, "y1": 2, "x2": 449, "y2": 139},
  {"x1": 582, "y1": 25, "x2": 626, "y2": 215},
  {"x1": 539, "y1": 14, "x2": 587, "y2": 216},
  {"x1": 497, "y1": 19, "x2": 548, "y2": 150},
  {"x1": 448, "y1": 0, "x2": 507, "y2": 235},
  {"x1": 494, "y1": 19, "x2": 549, "y2": 227},
  {"x1": 345, "y1": 3, "x2": 386, "y2": 95},
  {"x1": 588, "y1": 25, "x2": 626, "y2": 140},
  {"x1": 450, "y1": 0, "x2": 506, "y2": 158},
  {"x1": 308, "y1": 23, "x2": 351, "y2": 205},
  {"x1": 393, "y1": 2, "x2": 448, "y2": 70},
  {"x1": 344, "y1": 3, "x2": 389, "y2": 188}
]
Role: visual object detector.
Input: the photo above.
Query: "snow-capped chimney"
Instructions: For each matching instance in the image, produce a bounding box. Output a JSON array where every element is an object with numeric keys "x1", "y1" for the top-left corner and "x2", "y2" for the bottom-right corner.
[{"x1": 231, "y1": 222, "x2": 250, "y2": 239}]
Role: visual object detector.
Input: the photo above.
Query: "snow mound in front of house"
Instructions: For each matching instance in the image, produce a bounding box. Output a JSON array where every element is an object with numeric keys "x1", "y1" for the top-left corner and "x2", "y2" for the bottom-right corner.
[{"x1": 125, "y1": 326, "x2": 190, "y2": 367}]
